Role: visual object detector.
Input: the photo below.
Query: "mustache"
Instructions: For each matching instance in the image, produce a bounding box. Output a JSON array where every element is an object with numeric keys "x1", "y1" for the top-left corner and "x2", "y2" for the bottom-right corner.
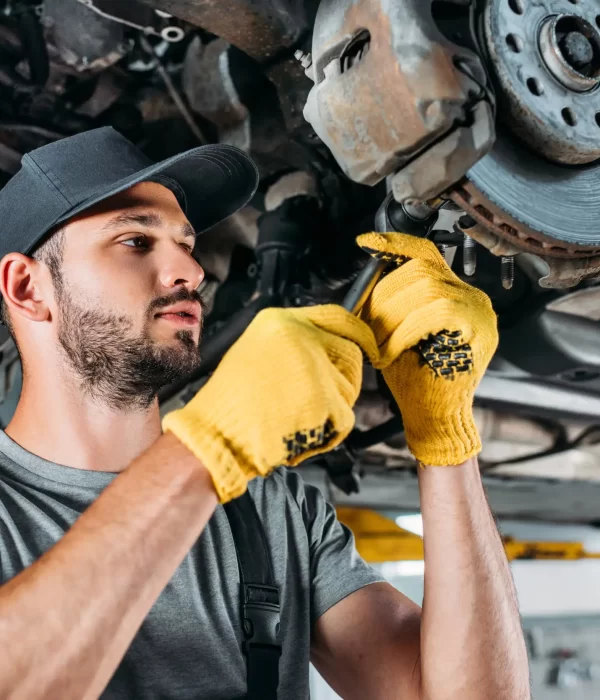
[{"x1": 148, "y1": 287, "x2": 205, "y2": 315}]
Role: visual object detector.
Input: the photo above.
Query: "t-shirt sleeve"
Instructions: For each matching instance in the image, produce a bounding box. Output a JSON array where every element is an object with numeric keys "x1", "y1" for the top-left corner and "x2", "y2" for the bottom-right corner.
[{"x1": 281, "y1": 469, "x2": 385, "y2": 624}]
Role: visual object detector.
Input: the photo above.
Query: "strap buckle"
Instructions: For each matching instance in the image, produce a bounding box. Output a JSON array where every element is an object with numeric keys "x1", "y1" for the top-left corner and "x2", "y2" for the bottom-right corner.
[{"x1": 242, "y1": 583, "x2": 282, "y2": 654}]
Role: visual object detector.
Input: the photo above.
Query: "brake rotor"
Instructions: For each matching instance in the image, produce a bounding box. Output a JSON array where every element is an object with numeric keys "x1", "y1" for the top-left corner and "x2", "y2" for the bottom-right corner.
[
  {"x1": 449, "y1": 0, "x2": 600, "y2": 257},
  {"x1": 450, "y1": 133, "x2": 600, "y2": 256}
]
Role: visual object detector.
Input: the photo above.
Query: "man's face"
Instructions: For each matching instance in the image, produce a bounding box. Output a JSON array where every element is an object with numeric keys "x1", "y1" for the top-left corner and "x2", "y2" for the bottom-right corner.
[{"x1": 52, "y1": 182, "x2": 206, "y2": 410}]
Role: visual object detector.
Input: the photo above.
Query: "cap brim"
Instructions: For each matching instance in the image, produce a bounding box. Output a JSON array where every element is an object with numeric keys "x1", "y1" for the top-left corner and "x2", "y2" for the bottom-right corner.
[{"x1": 53, "y1": 143, "x2": 259, "y2": 237}]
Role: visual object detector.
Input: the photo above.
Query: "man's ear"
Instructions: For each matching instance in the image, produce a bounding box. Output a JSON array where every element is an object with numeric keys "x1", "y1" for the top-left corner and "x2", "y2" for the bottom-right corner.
[{"x1": 0, "y1": 253, "x2": 51, "y2": 323}]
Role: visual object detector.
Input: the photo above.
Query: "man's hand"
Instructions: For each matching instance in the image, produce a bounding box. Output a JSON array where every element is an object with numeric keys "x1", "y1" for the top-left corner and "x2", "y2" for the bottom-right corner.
[
  {"x1": 163, "y1": 305, "x2": 378, "y2": 502},
  {"x1": 357, "y1": 232, "x2": 499, "y2": 466},
  {"x1": 308, "y1": 234, "x2": 528, "y2": 700}
]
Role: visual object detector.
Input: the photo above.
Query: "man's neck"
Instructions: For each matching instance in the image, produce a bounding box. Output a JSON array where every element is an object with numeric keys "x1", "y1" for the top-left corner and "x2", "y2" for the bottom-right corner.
[{"x1": 5, "y1": 370, "x2": 163, "y2": 473}]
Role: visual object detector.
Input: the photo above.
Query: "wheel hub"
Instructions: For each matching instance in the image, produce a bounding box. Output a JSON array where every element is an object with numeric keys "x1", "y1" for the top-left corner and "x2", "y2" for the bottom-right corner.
[
  {"x1": 539, "y1": 14, "x2": 600, "y2": 93},
  {"x1": 484, "y1": 0, "x2": 600, "y2": 164},
  {"x1": 444, "y1": 0, "x2": 600, "y2": 273}
]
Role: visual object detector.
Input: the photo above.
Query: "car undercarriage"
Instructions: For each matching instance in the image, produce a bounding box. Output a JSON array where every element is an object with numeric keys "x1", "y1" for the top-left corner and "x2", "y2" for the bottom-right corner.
[{"x1": 1, "y1": 0, "x2": 600, "y2": 524}]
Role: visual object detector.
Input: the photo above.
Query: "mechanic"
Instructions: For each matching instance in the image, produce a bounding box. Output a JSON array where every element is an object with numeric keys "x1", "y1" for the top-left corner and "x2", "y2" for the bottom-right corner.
[{"x1": 0, "y1": 127, "x2": 530, "y2": 700}]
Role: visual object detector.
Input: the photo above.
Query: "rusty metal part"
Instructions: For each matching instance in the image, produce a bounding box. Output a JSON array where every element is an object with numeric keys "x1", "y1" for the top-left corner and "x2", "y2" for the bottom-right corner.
[
  {"x1": 453, "y1": 216, "x2": 522, "y2": 257},
  {"x1": 138, "y1": 0, "x2": 315, "y2": 62},
  {"x1": 391, "y1": 101, "x2": 494, "y2": 201},
  {"x1": 450, "y1": 174, "x2": 600, "y2": 258},
  {"x1": 536, "y1": 256, "x2": 600, "y2": 289},
  {"x1": 484, "y1": 0, "x2": 600, "y2": 165},
  {"x1": 448, "y1": 147, "x2": 600, "y2": 258},
  {"x1": 302, "y1": 0, "x2": 494, "y2": 191},
  {"x1": 463, "y1": 119, "x2": 600, "y2": 249},
  {"x1": 454, "y1": 214, "x2": 600, "y2": 289}
]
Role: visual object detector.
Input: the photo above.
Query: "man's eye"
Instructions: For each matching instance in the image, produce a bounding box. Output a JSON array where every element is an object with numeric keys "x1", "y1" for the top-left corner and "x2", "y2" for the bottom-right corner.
[{"x1": 122, "y1": 236, "x2": 149, "y2": 250}]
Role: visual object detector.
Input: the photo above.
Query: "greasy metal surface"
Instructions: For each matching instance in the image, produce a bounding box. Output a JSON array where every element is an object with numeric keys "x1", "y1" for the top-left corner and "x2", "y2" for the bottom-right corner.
[
  {"x1": 138, "y1": 0, "x2": 314, "y2": 61},
  {"x1": 181, "y1": 34, "x2": 307, "y2": 174},
  {"x1": 265, "y1": 56, "x2": 314, "y2": 134},
  {"x1": 140, "y1": 0, "x2": 315, "y2": 133},
  {"x1": 484, "y1": 0, "x2": 600, "y2": 164},
  {"x1": 44, "y1": 0, "x2": 129, "y2": 71},
  {"x1": 302, "y1": 0, "x2": 492, "y2": 187},
  {"x1": 182, "y1": 37, "x2": 250, "y2": 150}
]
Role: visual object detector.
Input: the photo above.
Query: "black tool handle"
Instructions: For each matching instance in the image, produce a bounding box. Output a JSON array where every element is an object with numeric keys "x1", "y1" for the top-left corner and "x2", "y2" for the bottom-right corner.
[{"x1": 342, "y1": 257, "x2": 387, "y2": 314}]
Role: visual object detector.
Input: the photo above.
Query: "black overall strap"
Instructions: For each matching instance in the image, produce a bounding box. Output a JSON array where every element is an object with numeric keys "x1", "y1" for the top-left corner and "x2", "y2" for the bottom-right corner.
[{"x1": 224, "y1": 491, "x2": 282, "y2": 700}]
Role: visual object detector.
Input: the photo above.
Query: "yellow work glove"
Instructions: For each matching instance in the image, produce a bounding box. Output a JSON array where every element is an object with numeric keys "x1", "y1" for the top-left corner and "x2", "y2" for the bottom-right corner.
[
  {"x1": 357, "y1": 232, "x2": 499, "y2": 466},
  {"x1": 162, "y1": 305, "x2": 378, "y2": 502}
]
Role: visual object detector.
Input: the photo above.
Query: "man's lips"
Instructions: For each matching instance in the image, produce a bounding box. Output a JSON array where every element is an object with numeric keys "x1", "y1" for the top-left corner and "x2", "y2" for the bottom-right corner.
[
  {"x1": 156, "y1": 313, "x2": 199, "y2": 327},
  {"x1": 155, "y1": 301, "x2": 201, "y2": 326}
]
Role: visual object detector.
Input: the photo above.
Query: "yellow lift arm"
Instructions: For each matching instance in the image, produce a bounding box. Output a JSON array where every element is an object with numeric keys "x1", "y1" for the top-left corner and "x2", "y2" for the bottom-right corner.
[{"x1": 336, "y1": 507, "x2": 600, "y2": 564}]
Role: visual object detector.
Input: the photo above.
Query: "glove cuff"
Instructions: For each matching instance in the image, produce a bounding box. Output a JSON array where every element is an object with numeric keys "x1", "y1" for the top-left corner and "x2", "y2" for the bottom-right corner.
[
  {"x1": 404, "y1": 405, "x2": 481, "y2": 467},
  {"x1": 162, "y1": 409, "x2": 249, "y2": 503}
]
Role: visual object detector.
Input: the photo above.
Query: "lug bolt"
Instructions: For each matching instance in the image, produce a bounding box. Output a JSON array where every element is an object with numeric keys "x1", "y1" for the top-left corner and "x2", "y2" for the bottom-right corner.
[
  {"x1": 463, "y1": 234, "x2": 477, "y2": 276},
  {"x1": 501, "y1": 256, "x2": 515, "y2": 290},
  {"x1": 559, "y1": 31, "x2": 594, "y2": 72}
]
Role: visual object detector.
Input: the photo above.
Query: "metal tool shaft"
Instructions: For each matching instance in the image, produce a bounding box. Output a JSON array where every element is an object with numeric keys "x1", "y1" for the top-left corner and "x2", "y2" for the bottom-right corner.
[
  {"x1": 342, "y1": 193, "x2": 443, "y2": 315},
  {"x1": 342, "y1": 256, "x2": 387, "y2": 314}
]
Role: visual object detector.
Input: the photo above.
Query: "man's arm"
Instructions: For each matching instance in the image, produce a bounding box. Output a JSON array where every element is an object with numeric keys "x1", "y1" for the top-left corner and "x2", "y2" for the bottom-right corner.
[
  {"x1": 0, "y1": 305, "x2": 375, "y2": 700},
  {"x1": 0, "y1": 432, "x2": 218, "y2": 700},
  {"x1": 312, "y1": 457, "x2": 530, "y2": 700},
  {"x1": 417, "y1": 458, "x2": 529, "y2": 699}
]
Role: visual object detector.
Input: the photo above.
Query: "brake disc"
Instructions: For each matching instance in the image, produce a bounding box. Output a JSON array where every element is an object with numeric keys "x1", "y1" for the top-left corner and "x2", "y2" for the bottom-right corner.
[
  {"x1": 458, "y1": 134, "x2": 600, "y2": 254},
  {"x1": 453, "y1": 0, "x2": 600, "y2": 255}
]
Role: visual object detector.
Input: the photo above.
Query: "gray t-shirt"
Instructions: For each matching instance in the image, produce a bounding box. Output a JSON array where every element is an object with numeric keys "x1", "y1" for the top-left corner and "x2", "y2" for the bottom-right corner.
[{"x1": 0, "y1": 430, "x2": 382, "y2": 699}]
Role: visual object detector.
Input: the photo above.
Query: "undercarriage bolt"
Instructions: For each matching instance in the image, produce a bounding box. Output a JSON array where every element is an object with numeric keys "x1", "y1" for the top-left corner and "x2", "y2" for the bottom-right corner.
[
  {"x1": 294, "y1": 50, "x2": 312, "y2": 69},
  {"x1": 501, "y1": 256, "x2": 515, "y2": 290},
  {"x1": 463, "y1": 234, "x2": 477, "y2": 276}
]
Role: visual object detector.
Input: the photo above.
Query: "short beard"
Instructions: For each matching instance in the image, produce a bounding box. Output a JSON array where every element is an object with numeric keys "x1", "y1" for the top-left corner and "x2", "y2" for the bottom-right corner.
[{"x1": 55, "y1": 281, "x2": 203, "y2": 411}]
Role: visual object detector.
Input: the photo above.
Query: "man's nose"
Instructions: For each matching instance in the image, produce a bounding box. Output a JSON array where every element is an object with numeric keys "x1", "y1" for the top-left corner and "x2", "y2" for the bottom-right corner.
[{"x1": 159, "y1": 245, "x2": 205, "y2": 292}]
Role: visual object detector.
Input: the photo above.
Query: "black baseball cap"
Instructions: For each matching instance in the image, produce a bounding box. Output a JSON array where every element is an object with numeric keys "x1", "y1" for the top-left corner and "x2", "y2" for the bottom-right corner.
[{"x1": 0, "y1": 127, "x2": 259, "y2": 260}]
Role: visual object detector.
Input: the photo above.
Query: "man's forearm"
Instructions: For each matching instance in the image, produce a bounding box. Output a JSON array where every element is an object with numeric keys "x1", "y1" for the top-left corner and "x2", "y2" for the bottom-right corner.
[
  {"x1": 418, "y1": 458, "x2": 530, "y2": 700},
  {"x1": 0, "y1": 431, "x2": 218, "y2": 700}
]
